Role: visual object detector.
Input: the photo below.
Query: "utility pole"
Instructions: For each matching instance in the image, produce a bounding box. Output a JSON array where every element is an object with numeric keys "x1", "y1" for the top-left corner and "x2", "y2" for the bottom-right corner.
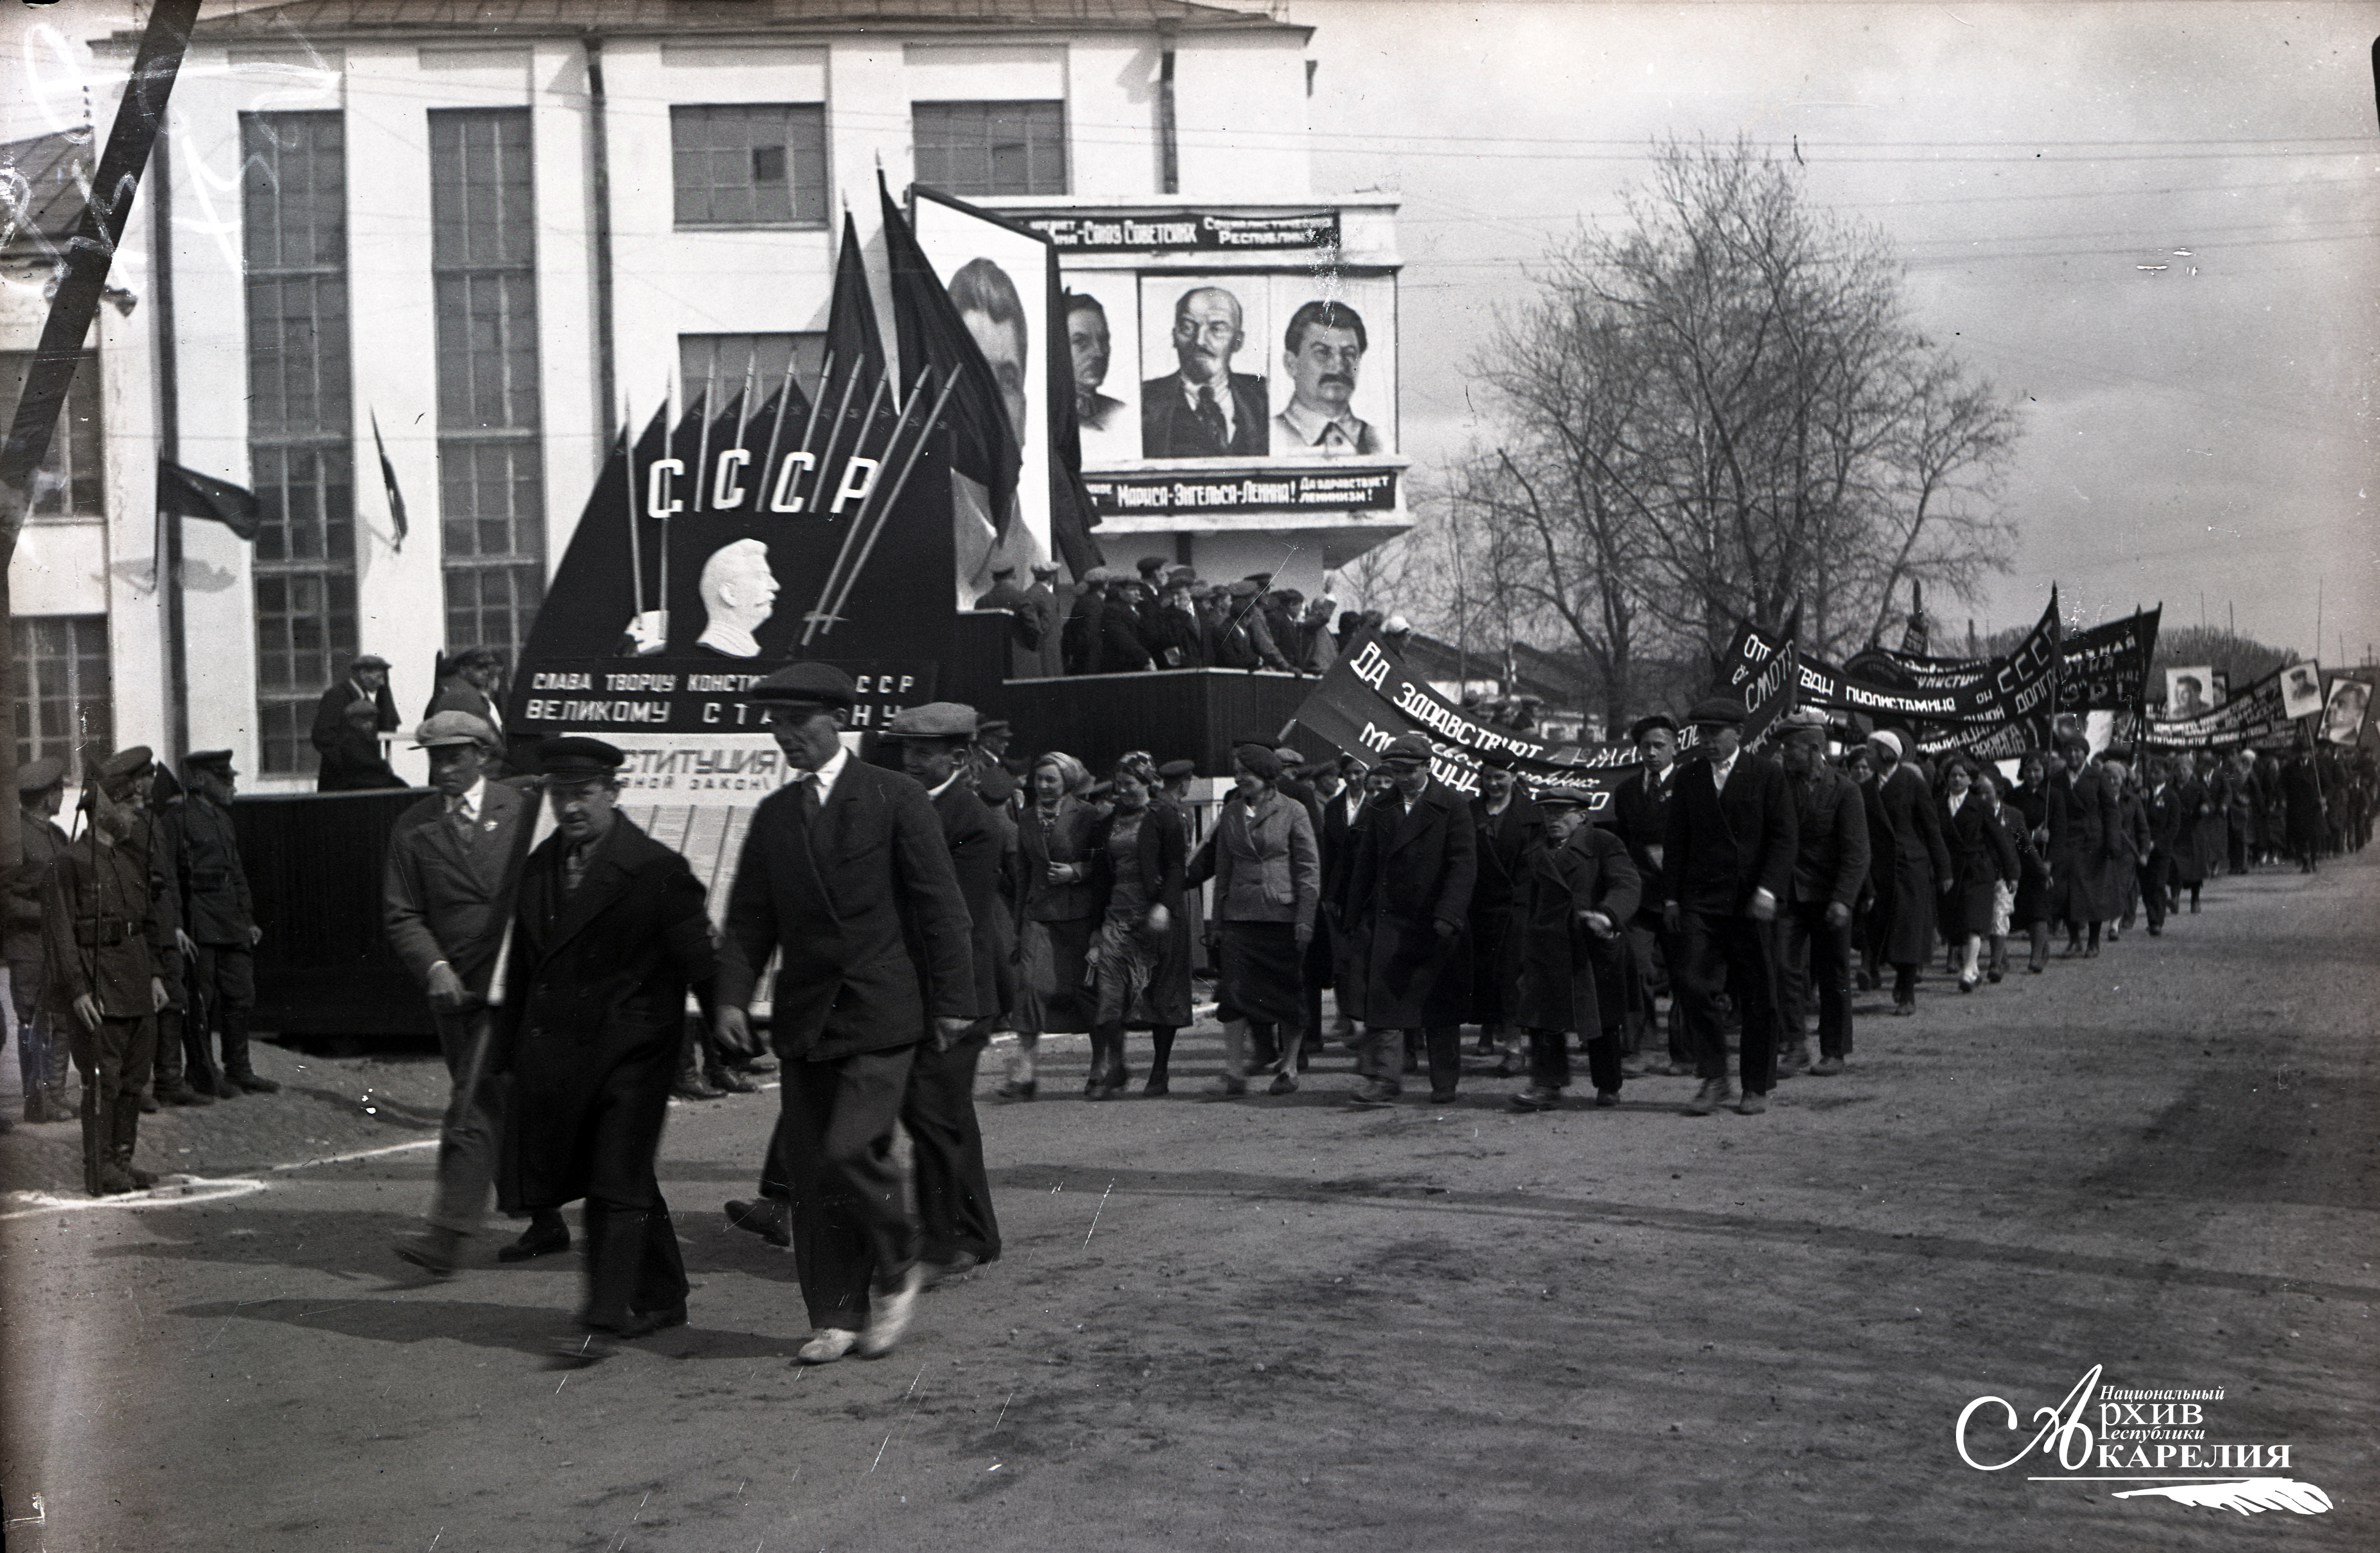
[{"x1": 0, "y1": 0, "x2": 205, "y2": 878}]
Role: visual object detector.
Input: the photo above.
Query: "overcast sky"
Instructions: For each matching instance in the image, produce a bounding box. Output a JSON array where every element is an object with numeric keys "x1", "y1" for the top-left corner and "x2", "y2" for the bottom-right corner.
[
  {"x1": 6, "y1": 2, "x2": 2373, "y2": 667},
  {"x1": 1299, "y1": 0, "x2": 2377, "y2": 665}
]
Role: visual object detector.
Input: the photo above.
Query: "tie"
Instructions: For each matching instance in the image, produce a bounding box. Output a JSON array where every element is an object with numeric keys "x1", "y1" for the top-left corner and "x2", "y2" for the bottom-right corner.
[
  {"x1": 447, "y1": 794, "x2": 473, "y2": 836},
  {"x1": 794, "y1": 776, "x2": 820, "y2": 823},
  {"x1": 1194, "y1": 385, "x2": 1228, "y2": 451}
]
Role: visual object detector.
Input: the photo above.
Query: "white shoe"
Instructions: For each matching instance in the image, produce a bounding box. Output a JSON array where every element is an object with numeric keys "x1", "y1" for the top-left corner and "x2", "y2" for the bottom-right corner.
[
  {"x1": 797, "y1": 1327, "x2": 860, "y2": 1365},
  {"x1": 857, "y1": 1264, "x2": 927, "y2": 1358}
]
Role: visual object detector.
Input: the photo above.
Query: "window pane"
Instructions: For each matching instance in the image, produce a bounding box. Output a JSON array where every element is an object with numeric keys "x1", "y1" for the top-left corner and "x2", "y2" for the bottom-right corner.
[
  {"x1": 913, "y1": 101, "x2": 1067, "y2": 197},
  {"x1": 12, "y1": 615, "x2": 112, "y2": 779},
  {"x1": 670, "y1": 104, "x2": 826, "y2": 226}
]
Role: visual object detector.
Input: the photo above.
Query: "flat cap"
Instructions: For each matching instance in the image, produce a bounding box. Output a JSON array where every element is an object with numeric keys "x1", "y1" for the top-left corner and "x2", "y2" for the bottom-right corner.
[
  {"x1": 1381, "y1": 614, "x2": 1412, "y2": 635},
  {"x1": 975, "y1": 717, "x2": 1013, "y2": 736},
  {"x1": 1778, "y1": 707, "x2": 1831, "y2": 743},
  {"x1": 1478, "y1": 748, "x2": 1518, "y2": 770},
  {"x1": 99, "y1": 747, "x2": 157, "y2": 799},
  {"x1": 749, "y1": 661, "x2": 856, "y2": 709},
  {"x1": 351, "y1": 653, "x2": 391, "y2": 670},
  {"x1": 1136, "y1": 556, "x2": 1171, "y2": 576},
  {"x1": 1533, "y1": 781, "x2": 1599, "y2": 810},
  {"x1": 1225, "y1": 579, "x2": 1261, "y2": 599},
  {"x1": 1158, "y1": 758, "x2": 1196, "y2": 780},
  {"x1": 990, "y1": 563, "x2": 1016, "y2": 579},
  {"x1": 1029, "y1": 562, "x2": 1060, "y2": 577},
  {"x1": 1686, "y1": 696, "x2": 1746, "y2": 727},
  {"x1": 539, "y1": 736, "x2": 624, "y2": 781},
  {"x1": 183, "y1": 748, "x2": 237, "y2": 775},
  {"x1": 1243, "y1": 572, "x2": 1274, "y2": 586},
  {"x1": 413, "y1": 710, "x2": 500, "y2": 750},
  {"x1": 1868, "y1": 729, "x2": 1906, "y2": 759},
  {"x1": 976, "y1": 766, "x2": 1018, "y2": 804},
  {"x1": 881, "y1": 702, "x2": 979, "y2": 740},
  {"x1": 17, "y1": 755, "x2": 65, "y2": 793},
  {"x1": 1380, "y1": 732, "x2": 1434, "y2": 766}
]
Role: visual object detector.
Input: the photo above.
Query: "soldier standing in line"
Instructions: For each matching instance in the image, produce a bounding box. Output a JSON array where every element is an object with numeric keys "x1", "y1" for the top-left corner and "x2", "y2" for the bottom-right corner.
[
  {"x1": 143, "y1": 764, "x2": 216, "y2": 1108},
  {"x1": 9, "y1": 757, "x2": 76, "y2": 1123},
  {"x1": 42, "y1": 748, "x2": 174, "y2": 1194},
  {"x1": 180, "y1": 751, "x2": 277, "y2": 1094}
]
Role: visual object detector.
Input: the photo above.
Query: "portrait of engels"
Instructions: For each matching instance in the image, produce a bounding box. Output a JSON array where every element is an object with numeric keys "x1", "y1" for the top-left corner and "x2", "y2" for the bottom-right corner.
[
  {"x1": 695, "y1": 537, "x2": 780, "y2": 658},
  {"x1": 949, "y1": 256, "x2": 1052, "y2": 600},
  {"x1": 1272, "y1": 298, "x2": 1382, "y2": 456},
  {"x1": 1141, "y1": 284, "x2": 1269, "y2": 458}
]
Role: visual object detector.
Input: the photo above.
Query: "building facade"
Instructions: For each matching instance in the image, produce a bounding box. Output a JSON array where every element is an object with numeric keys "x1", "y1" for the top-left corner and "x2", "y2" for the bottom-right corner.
[{"x1": 7, "y1": 0, "x2": 1406, "y2": 790}]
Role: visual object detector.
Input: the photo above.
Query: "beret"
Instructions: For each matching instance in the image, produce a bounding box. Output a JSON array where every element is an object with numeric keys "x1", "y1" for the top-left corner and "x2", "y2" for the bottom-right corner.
[
  {"x1": 413, "y1": 710, "x2": 500, "y2": 749},
  {"x1": 1158, "y1": 759, "x2": 1196, "y2": 780},
  {"x1": 749, "y1": 661, "x2": 856, "y2": 709},
  {"x1": 539, "y1": 736, "x2": 625, "y2": 781},
  {"x1": 881, "y1": 702, "x2": 979, "y2": 740},
  {"x1": 16, "y1": 755, "x2": 65, "y2": 793},
  {"x1": 976, "y1": 766, "x2": 1018, "y2": 804},
  {"x1": 1380, "y1": 732, "x2": 1434, "y2": 765},
  {"x1": 1686, "y1": 697, "x2": 1747, "y2": 728},
  {"x1": 1231, "y1": 743, "x2": 1284, "y2": 781},
  {"x1": 1478, "y1": 748, "x2": 1518, "y2": 770}
]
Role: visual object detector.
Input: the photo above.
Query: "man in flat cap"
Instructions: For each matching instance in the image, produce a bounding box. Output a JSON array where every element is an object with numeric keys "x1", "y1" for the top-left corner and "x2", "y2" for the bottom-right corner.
[
  {"x1": 8, "y1": 756, "x2": 75, "y2": 1121},
  {"x1": 876, "y1": 702, "x2": 1005, "y2": 1283},
  {"x1": 181, "y1": 749, "x2": 276, "y2": 1094},
  {"x1": 1507, "y1": 782, "x2": 1638, "y2": 1111},
  {"x1": 712, "y1": 662, "x2": 978, "y2": 1364},
  {"x1": 1061, "y1": 570, "x2": 1108, "y2": 676},
  {"x1": 1612, "y1": 713, "x2": 1690, "y2": 1076},
  {"x1": 1343, "y1": 732, "x2": 1477, "y2": 1105},
  {"x1": 496, "y1": 737, "x2": 719, "y2": 1355},
  {"x1": 1095, "y1": 569, "x2": 1155, "y2": 675},
  {"x1": 311, "y1": 652, "x2": 403, "y2": 792},
  {"x1": 386, "y1": 711, "x2": 550, "y2": 1276},
  {"x1": 1661, "y1": 698, "x2": 1796, "y2": 1116},
  {"x1": 1773, "y1": 710, "x2": 1869, "y2": 1077},
  {"x1": 42, "y1": 749, "x2": 174, "y2": 1193}
]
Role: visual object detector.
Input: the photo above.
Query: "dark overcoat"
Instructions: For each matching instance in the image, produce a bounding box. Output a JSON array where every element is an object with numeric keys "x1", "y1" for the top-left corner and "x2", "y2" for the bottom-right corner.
[
  {"x1": 1509, "y1": 825, "x2": 1640, "y2": 1036},
  {"x1": 495, "y1": 817, "x2": 716, "y2": 1209},
  {"x1": 2046, "y1": 763, "x2": 2122, "y2": 923},
  {"x1": 2006, "y1": 782, "x2": 2053, "y2": 927},
  {"x1": 1938, "y1": 792, "x2": 2020, "y2": 941},
  {"x1": 932, "y1": 779, "x2": 1011, "y2": 1023},
  {"x1": 1467, "y1": 792, "x2": 1546, "y2": 1024},
  {"x1": 1867, "y1": 764, "x2": 1952, "y2": 964},
  {"x1": 1344, "y1": 780, "x2": 1478, "y2": 1029}
]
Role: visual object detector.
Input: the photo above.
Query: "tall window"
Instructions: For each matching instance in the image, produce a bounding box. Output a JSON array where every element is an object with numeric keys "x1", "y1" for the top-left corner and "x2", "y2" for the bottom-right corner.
[
  {"x1": 912, "y1": 101, "x2": 1067, "y2": 197},
  {"x1": 431, "y1": 108, "x2": 544, "y2": 662},
  {"x1": 242, "y1": 111, "x2": 356, "y2": 778},
  {"x1": 671, "y1": 104, "x2": 828, "y2": 227},
  {"x1": 0, "y1": 351, "x2": 101, "y2": 518},
  {"x1": 679, "y1": 332, "x2": 824, "y2": 413},
  {"x1": 12, "y1": 615, "x2": 111, "y2": 780}
]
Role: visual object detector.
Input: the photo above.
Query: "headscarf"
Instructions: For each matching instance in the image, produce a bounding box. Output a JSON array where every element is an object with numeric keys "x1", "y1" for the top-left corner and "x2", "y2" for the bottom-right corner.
[
  {"x1": 1032, "y1": 751, "x2": 1091, "y2": 798},
  {"x1": 1868, "y1": 729, "x2": 1905, "y2": 761}
]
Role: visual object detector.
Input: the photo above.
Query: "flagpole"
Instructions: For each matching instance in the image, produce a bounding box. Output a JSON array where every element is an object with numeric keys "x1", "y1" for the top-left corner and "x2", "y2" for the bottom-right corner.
[
  {"x1": 803, "y1": 370, "x2": 929, "y2": 644},
  {"x1": 155, "y1": 114, "x2": 189, "y2": 760},
  {"x1": 813, "y1": 372, "x2": 962, "y2": 642}
]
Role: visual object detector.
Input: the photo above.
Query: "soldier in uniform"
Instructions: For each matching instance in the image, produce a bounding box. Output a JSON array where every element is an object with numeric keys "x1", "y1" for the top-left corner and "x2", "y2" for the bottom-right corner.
[
  {"x1": 181, "y1": 750, "x2": 278, "y2": 1094},
  {"x1": 9, "y1": 757, "x2": 76, "y2": 1122},
  {"x1": 43, "y1": 748, "x2": 175, "y2": 1193},
  {"x1": 143, "y1": 764, "x2": 216, "y2": 1107}
]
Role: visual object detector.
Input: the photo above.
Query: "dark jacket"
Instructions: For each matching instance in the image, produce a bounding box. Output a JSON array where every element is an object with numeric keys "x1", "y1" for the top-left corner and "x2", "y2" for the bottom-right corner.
[
  {"x1": 5, "y1": 808, "x2": 70, "y2": 963},
  {"x1": 1085, "y1": 799, "x2": 1189, "y2": 924},
  {"x1": 718, "y1": 759, "x2": 979, "y2": 1059},
  {"x1": 1344, "y1": 780, "x2": 1478, "y2": 1029},
  {"x1": 2047, "y1": 762, "x2": 2122, "y2": 923},
  {"x1": 1607, "y1": 762, "x2": 1677, "y2": 917},
  {"x1": 180, "y1": 791, "x2": 255, "y2": 946},
  {"x1": 382, "y1": 778, "x2": 540, "y2": 1002},
  {"x1": 1143, "y1": 603, "x2": 1206, "y2": 670},
  {"x1": 1660, "y1": 750, "x2": 1797, "y2": 918},
  {"x1": 1061, "y1": 589, "x2": 1104, "y2": 675},
  {"x1": 932, "y1": 777, "x2": 1011, "y2": 1023},
  {"x1": 1017, "y1": 795, "x2": 1102, "y2": 924},
  {"x1": 311, "y1": 678, "x2": 404, "y2": 791},
  {"x1": 1866, "y1": 763, "x2": 1952, "y2": 964},
  {"x1": 1140, "y1": 371, "x2": 1269, "y2": 458},
  {"x1": 1939, "y1": 790, "x2": 2020, "y2": 940},
  {"x1": 2142, "y1": 784, "x2": 2183, "y2": 857},
  {"x1": 1509, "y1": 824, "x2": 1640, "y2": 1037},
  {"x1": 495, "y1": 816, "x2": 716, "y2": 1208},
  {"x1": 42, "y1": 819, "x2": 173, "y2": 1020},
  {"x1": 1468, "y1": 791, "x2": 1546, "y2": 1024},
  {"x1": 1094, "y1": 592, "x2": 1155, "y2": 674},
  {"x1": 1785, "y1": 762, "x2": 1871, "y2": 910}
]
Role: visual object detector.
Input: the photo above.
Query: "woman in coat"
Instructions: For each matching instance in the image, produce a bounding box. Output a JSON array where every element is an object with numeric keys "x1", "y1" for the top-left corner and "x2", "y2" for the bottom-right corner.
[
  {"x1": 2045, "y1": 736, "x2": 2122, "y2": 958},
  {"x1": 1185, "y1": 743, "x2": 1321, "y2": 1095},
  {"x1": 1000, "y1": 751, "x2": 1100, "y2": 1099},
  {"x1": 496, "y1": 739, "x2": 717, "y2": 1350},
  {"x1": 1935, "y1": 755, "x2": 2019, "y2": 992},
  {"x1": 2170, "y1": 752, "x2": 2212, "y2": 912},
  {"x1": 1864, "y1": 730, "x2": 1952, "y2": 1015},
  {"x1": 1081, "y1": 753, "x2": 1189, "y2": 1098},
  {"x1": 1507, "y1": 785, "x2": 1640, "y2": 1111},
  {"x1": 2003, "y1": 752, "x2": 2055, "y2": 972}
]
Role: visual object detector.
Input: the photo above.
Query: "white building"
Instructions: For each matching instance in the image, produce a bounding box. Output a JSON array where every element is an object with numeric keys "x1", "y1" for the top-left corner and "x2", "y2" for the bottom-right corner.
[{"x1": 7, "y1": 0, "x2": 1406, "y2": 791}]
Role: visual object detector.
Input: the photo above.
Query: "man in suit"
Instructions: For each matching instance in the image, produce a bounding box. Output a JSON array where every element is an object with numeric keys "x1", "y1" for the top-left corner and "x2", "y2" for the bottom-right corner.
[
  {"x1": 878, "y1": 702, "x2": 1004, "y2": 1283},
  {"x1": 1024, "y1": 563, "x2": 1065, "y2": 679},
  {"x1": 386, "y1": 711, "x2": 550, "y2": 1277},
  {"x1": 713, "y1": 663, "x2": 978, "y2": 1365},
  {"x1": 972, "y1": 564, "x2": 1044, "y2": 680},
  {"x1": 1065, "y1": 291, "x2": 1127, "y2": 433},
  {"x1": 1345, "y1": 732, "x2": 1477, "y2": 1106},
  {"x1": 1773, "y1": 710, "x2": 1870, "y2": 1077},
  {"x1": 1661, "y1": 697, "x2": 1797, "y2": 1116},
  {"x1": 1608, "y1": 715, "x2": 1688, "y2": 1075},
  {"x1": 499, "y1": 738, "x2": 718, "y2": 1358},
  {"x1": 310, "y1": 653, "x2": 404, "y2": 791},
  {"x1": 1141, "y1": 285, "x2": 1269, "y2": 458},
  {"x1": 181, "y1": 749, "x2": 277, "y2": 1095}
]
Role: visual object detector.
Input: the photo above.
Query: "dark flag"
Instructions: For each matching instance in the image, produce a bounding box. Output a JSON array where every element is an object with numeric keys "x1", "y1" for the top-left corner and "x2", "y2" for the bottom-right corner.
[
  {"x1": 156, "y1": 459, "x2": 259, "y2": 540},
  {"x1": 827, "y1": 210, "x2": 886, "y2": 383},
  {"x1": 879, "y1": 172, "x2": 1020, "y2": 537},
  {"x1": 370, "y1": 411, "x2": 408, "y2": 551}
]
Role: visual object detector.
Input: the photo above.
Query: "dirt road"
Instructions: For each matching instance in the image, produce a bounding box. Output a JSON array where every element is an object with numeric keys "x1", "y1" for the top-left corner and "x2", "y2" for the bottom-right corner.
[{"x1": 3, "y1": 852, "x2": 2374, "y2": 1550}]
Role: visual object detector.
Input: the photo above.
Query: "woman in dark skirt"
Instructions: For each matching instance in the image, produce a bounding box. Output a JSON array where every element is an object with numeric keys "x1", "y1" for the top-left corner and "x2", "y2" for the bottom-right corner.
[
  {"x1": 1083, "y1": 753, "x2": 1189, "y2": 1098},
  {"x1": 1185, "y1": 744, "x2": 1320, "y2": 1096},
  {"x1": 1003, "y1": 751, "x2": 1099, "y2": 1099},
  {"x1": 2005, "y1": 750, "x2": 2055, "y2": 972},
  {"x1": 1937, "y1": 754, "x2": 2019, "y2": 993}
]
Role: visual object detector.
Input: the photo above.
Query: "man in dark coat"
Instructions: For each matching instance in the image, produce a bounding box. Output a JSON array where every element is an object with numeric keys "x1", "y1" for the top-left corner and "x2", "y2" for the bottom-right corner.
[
  {"x1": 385, "y1": 711, "x2": 548, "y2": 1277},
  {"x1": 1144, "y1": 571, "x2": 1208, "y2": 670},
  {"x1": 713, "y1": 664, "x2": 978, "y2": 1365},
  {"x1": 972, "y1": 564, "x2": 1044, "y2": 679},
  {"x1": 879, "y1": 702, "x2": 1004, "y2": 1282},
  {"x1": 1467, "y1": 752, "x2": 1545, "y2": 1074},
  {"x1": 1864, "y1": 730, "x2": 1952, "y2": 1014},
  {"x1": 1345, "y1": 733, "x2": 1478, "y2": 1106},
  {"x1": 2046, "y1": 732, "x2": 2121, "y2": 955},
  {"x1": 1773, "y1": 711, "x2": 1870, "y2": 1075},
  {"x1": 141, "y1": 767, "x2": 216, "y2": 1109},
  {"x1": 498, "y1": 738, "x2": 717, "y2": 1357},
  {"x1": 1095, "y1": 573, "x2": 1156, "y2": 673},
  {"x1": 310, "y1": 653, "x2": 404, "y2": 791},
  {"x1": 2138, "y1": 756, "x2": 2183, "y2": 936},
  {"x1": 1508, "y1": 783, "x2": 1639, "y2": 1111},
  {"x1": 10, "y1": 756, "x2": 76, "y2": 1122},
  {"x1": 1608, "y1": 715, "x2": 1689, "y2": 1075},
  {"x1": 427, "y1": 646, "x2": 507, "y2": 735},
  {"x1": 1661, "y1": 697, "x2": 1796, "y2": 1116},
  {"x1": 181, "y1": 749, "x2": 277, "y2": 1094},
  {"x1": 1023, "y1": 563, "x2": 1065, "y2": 679}
]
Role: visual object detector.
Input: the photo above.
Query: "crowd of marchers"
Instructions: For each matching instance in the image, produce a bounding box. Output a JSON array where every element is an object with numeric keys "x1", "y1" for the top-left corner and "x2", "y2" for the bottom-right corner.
[{"x1": 9, "y1": 653, "x2": 2372, "y2": 1369}]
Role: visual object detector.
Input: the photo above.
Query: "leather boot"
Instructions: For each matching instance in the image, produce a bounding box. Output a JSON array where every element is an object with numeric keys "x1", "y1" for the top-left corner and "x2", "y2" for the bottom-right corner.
[
  {"x1": 79, "y1": 1084, "x2": 103, "y2": 1196},
  {"x1": 112, "y1": 1144, "x2": 156, "y2": 1191},
  {"x1": 578, "y1": 1206, "x2": 647, "y2": 1333},
  {"x1": 41, "y1": 1035, "x2": 77, "y2": 1122},
  {"x1": 672, "y1": 1024, "x2": 721, "y2": 1101}
]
